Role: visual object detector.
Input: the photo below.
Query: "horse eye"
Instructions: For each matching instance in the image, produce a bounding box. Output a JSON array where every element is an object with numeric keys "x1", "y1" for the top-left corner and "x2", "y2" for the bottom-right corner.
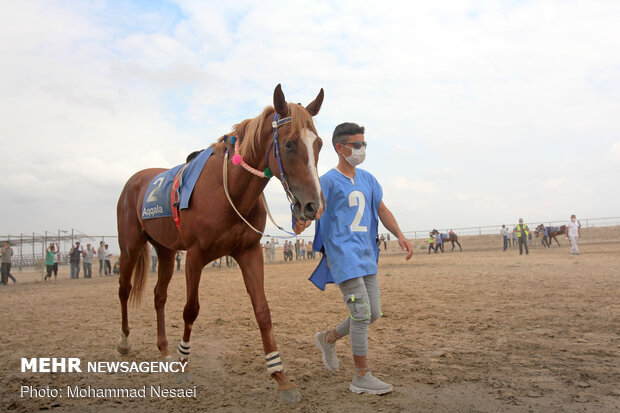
[{"x1": 284, "y1": 141, "x2": 295, "y2": 151}]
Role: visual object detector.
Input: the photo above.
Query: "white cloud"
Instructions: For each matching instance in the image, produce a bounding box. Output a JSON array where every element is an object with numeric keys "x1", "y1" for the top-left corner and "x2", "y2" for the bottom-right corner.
[
  {"x1": 389, "y1": 177, "x2": 436, "y2": 193},
  {"x1": 610, "y1": 142, "x2": 620, "y2": 162},
  {"x1": 1, "y1": 0, "x2": 619, "y2": 236}
]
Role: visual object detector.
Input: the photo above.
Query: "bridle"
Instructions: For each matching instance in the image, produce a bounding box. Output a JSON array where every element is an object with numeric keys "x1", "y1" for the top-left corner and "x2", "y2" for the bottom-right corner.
[{"x1": 222, "y1": 113, "x2": 299, "y2": 238}]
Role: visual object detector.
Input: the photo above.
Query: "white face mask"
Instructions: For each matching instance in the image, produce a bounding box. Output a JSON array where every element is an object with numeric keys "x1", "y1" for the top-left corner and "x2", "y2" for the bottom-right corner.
[{"x1": 344, "y1": 146, "x2": 366, "y2": 166}]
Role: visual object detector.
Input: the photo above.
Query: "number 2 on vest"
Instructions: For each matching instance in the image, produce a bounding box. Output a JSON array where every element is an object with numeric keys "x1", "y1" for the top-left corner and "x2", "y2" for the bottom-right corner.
[
  {"x1": 348, "y1": 190, "x2": 368, "y2": 232},
  {"x1": 146, "y1": 177, "x2": 164, "y2": 203}
]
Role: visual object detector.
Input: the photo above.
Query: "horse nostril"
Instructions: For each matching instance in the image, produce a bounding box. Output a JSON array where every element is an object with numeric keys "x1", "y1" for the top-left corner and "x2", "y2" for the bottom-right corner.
[{"x1": 303, "y1": 202, "x2": 316, "y2": 218}]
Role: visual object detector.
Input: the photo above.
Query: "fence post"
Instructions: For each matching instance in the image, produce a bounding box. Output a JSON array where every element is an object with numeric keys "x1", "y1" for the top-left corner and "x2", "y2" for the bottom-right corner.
[
  {"x1": 20, "y1": 233, "x2": 23, "y2": 270},
  {"x1": 42, "y1": 231, "x2": 47, "y2": 280}
]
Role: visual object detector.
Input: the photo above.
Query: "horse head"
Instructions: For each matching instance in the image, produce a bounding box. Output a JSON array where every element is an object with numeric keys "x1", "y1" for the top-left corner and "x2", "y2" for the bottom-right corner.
[{"x1": 271, "y1": 84, "x2": 325, "y2": 221}]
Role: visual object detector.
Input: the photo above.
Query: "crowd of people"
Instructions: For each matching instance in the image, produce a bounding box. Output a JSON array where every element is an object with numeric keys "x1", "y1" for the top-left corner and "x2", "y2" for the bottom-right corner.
[
  {"x1": 0, "y1": 213, "x2": 586, "y2": 285},
  {"x1": 45, "y1": 240, "x2": 117, "y2": 281},
  {"x1": 66, "y1": 241, "x2": 116, "y2": 279},
  {"x1": 499, "y1": 215, "x2": 582, "y2": 255}
]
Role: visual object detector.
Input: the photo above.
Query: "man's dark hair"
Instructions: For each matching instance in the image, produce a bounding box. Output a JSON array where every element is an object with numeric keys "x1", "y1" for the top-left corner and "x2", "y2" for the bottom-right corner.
[{"x1": 332, "y1": 122, "x2": 365, "y2": 150}]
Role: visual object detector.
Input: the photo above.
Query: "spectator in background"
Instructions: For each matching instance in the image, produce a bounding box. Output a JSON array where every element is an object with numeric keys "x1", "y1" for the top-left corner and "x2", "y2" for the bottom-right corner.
[
  {"x1": 1, "y1": 241, "x2": 16, "y2": 284},
  {"x1": 113, "y1": 259, "x2": 121, "y2": 275},
  {"x1": 82, "y1": 243, "x2": 96, "y2": 279},
  {"x1": 176, "y1": 251, "x2": 183, "y2": 271},
  {"x1": 150, "y1": 244, "x2": 158, "y2": 273},
  {"x1": 104, "y1": 244, "x2": 113, "y2": 276},
  {"x1": 380, "y1": 234, "x2": 386, "y2": 251},
  {"x1": 52, "y1": 242, "x2": 60, "y2": 279},
  {"x1": 565, "y1": 214, "x2": 581, "y2": 255},
  {"x1": 300, "y1": 240, "x2": 306, "y2": 260},
  {"x1": 295, "y1": 239, "x2": 300, "y2": 260},
  {"x1": 511, "y1": 229, "x2": 517, "y2": 247},
  {"x1": 270, "y1": 238, "x2": 278, "y2": 262},
  {"x1": 69, "y1": 242, "x2": 82, "y2": 279},
  {"x1": 97, "y1": 241, "x2": 106, "y2": 276},
  {"x1": 428, "y1": 233, "x2": 436, "y2": 254},
  {"x1": 265, "y1": 241, "x2": 272, "y2": 263},
  {"x1": 500, "y1": 225, "x2": 510, "y2": 251},
  {"x1": 435, "y1": 232, "x2": 444, "y2": 253},
  {"x1": 45, "y1": 243, "x2": 59, "y2": 281},
  {"x1": 514, "y1": 218, "x2": 530, "y2": 255}
]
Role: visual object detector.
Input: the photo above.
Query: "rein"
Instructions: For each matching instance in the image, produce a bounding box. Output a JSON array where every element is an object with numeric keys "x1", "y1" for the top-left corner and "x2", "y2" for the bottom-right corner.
[{"x1": 222, "y1": 113, "x2": 298, "y2": 238}]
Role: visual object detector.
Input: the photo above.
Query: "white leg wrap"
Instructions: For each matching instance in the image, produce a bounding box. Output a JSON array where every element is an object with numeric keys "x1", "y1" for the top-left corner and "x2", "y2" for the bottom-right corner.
[
  {"x1": 177, "y1": 340, "x2": 190, "y2": 359},
  {"x1": 266, "y1": 351, "x2": 283, "y2": 374}
]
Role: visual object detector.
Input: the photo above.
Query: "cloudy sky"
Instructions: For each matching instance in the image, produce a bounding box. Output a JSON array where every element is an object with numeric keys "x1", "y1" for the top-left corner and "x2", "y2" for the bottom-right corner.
[{"x1": 1, "y1": 0, "x2": 619, "y2": 242}]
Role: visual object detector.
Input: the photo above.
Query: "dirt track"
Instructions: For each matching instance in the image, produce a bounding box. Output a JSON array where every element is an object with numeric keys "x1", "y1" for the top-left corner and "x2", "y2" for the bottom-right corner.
[{"x1": 1, "y1": 234, "x2": 619, "y2": 412}]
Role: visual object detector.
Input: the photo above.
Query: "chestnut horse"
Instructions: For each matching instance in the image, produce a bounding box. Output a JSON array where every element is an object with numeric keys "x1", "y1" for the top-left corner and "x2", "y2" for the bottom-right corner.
[
  {"x1": 541, "y1": 224, "x2": 566, "y2": 247},
  {"x1": 431, "y1": 229, "x2": 462, "y2": 252},
  {"x1": 116, "y1": 85, "x2": 324, "y2": 403}
]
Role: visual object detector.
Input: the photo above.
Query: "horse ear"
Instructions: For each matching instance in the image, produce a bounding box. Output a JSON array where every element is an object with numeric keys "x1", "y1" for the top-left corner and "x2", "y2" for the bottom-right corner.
[
  {"x1": 305, "y1": 88, "x2": 324, "y2": 116},
  {"x1": 273, "y1": 84, "x2": 288, "y2": 117}
]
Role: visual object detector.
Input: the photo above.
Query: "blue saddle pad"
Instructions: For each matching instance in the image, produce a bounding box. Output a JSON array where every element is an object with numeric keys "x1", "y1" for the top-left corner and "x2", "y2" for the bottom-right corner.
[{"x1": 141, "y1": 148, "x2": 214, "y2": 220}]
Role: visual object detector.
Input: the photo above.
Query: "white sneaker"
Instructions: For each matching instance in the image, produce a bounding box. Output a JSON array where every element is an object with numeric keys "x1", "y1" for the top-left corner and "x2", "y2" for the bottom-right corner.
[
  {"x1": 350, "y1": 371, "x2": 393, "y2": 395},
  {"x1": 314, "y1": 331, "x2": 339, "y2": 371}
]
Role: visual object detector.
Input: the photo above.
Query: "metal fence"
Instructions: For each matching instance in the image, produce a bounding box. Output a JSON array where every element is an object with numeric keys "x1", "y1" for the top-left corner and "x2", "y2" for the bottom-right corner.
[
  {"x1": 2, "y1": 216, "x2": 619, "y2": 269},
  {"x1": 0, "y1": 230, "x2": 119, "y2": 272},
  {"x1": 401, "y1": 216, "x2": 620, "y2": 240}
]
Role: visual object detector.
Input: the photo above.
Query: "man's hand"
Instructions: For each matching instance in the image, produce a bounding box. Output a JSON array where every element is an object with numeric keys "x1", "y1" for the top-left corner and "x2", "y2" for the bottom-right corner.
[
  {"x1": 398, "y1": 236, "x2": 414, "y2": 260},
  {"x1": 294, "y1": 219, "x2": 311, "y2": 235}
]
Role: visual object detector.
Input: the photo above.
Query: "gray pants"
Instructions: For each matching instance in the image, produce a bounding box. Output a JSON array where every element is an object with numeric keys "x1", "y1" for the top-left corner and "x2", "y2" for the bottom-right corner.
[
  {"x1": 569, "y1": 235, "x2": 580, "y2": 254},
  {"x1": 335, "y1": 274, "x2": 382, "y2": 356},
  {"x1": 70, "y1": 262, "x2": 80, "y2": 279},
  {"x1": 518, "y1": 237, "x2": 529, "y2": 255},
  {"x1": 83, "y1": 262, "x2": 92, "y2": 278}
]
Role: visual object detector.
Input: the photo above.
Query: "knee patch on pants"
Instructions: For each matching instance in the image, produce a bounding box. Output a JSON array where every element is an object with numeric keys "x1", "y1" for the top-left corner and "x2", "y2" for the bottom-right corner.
[{"x1": 345, "y1": 293, "x2": 371, "y2": 322}]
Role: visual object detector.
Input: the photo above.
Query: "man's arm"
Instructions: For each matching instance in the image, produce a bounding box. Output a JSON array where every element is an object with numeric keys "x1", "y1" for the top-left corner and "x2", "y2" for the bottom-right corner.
[{"x1": 377, "y1": 201, "x2": 413, "y2": 260}]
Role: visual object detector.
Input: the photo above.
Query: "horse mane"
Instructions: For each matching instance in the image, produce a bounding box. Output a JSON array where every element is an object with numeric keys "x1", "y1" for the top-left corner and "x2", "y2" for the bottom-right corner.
[{"x1": 209, "y1": 103, "x2": 313, "y2": 157}]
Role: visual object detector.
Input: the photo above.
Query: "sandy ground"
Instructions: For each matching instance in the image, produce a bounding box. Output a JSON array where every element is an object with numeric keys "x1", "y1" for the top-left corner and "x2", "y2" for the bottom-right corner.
[{"x1": 1, "y1": 231, "x2": 619, "y2": 412}]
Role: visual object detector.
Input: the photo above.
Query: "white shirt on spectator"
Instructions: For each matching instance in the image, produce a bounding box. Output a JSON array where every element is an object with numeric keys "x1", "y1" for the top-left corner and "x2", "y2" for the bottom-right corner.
[{"x1": 567, "y1": 220, "x2": 579, "y2": 237}]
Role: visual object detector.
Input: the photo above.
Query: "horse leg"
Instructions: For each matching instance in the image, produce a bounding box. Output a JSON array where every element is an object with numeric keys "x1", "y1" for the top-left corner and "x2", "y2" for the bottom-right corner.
[
  {"x1": 174, "y1": 247, "x2": 205, "y2": 382},
  {"x1": 153, "y1": 244, "x2": 176, "y2": 359},
  {"x1": 451, "y1": 240, "x2": 455, "y2": 252},
  {"x1": 236, "y1": 243, "x2": 301, "y2": 404},
  {"x1": 117, "y1": 233, "x2": 148, "y2": 355},
  {"x1": 456, "y1": 240, "x2": 462, "y2": 251},
  {"x1": 554, "y1": 236, "x2": 561, "y2": 247}
]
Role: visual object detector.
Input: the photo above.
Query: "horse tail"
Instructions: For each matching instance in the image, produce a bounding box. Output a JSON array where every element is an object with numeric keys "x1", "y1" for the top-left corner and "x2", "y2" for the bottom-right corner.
[{"x1": 129, "y1": 244, "x2": 150, "y2": 306}]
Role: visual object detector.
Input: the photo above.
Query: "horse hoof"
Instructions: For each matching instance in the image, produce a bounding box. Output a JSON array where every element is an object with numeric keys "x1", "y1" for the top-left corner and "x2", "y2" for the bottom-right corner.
[
  {"x1": 175, "y1": 372, "x2": 193, "y2": 384},
  {"x1": 117, "y1": 339, "x2": 131, "y2": 355},
  {"x1": 279, "y1": 388, "x2": 302, "y2": 404}
]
